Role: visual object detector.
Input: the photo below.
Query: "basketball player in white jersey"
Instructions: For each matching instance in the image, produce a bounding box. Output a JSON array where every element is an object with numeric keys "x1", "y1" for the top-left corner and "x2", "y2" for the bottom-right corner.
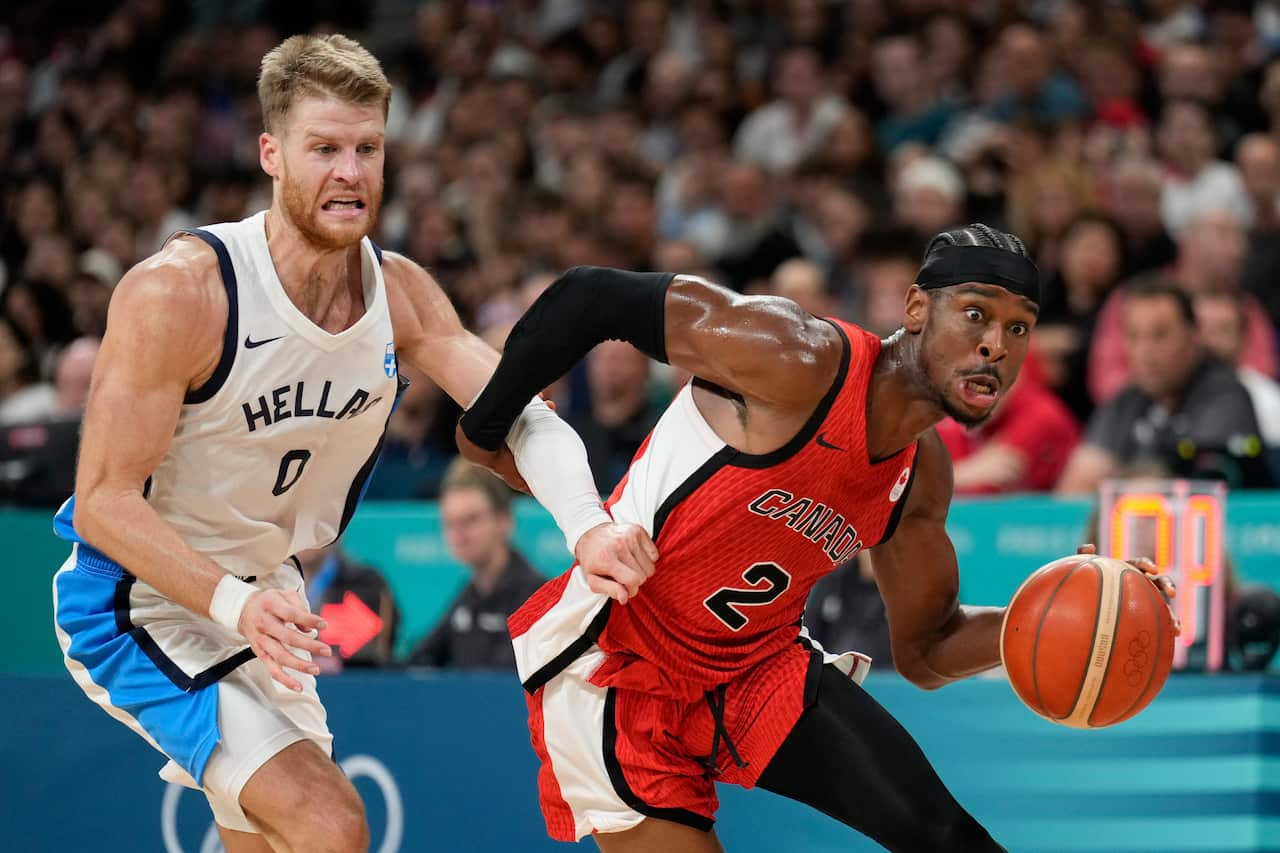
[{"x1": 51, "y1": 35, "x2": 657, "y2": 852}]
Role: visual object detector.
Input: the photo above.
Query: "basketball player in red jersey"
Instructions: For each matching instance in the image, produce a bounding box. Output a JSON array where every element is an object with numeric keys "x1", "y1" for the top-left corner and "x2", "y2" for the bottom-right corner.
[{"x1": 458, "y1": 225, "x2": 1175, "y2": 852}]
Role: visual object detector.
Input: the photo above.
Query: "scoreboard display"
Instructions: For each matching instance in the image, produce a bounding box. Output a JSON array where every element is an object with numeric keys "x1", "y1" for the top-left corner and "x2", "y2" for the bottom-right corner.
[{"x1": 1098, "y1": 479, "x2": 1228, "y2": 672}]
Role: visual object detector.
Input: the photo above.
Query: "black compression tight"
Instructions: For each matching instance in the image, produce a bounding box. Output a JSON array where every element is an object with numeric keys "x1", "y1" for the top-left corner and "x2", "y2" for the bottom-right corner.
[{"x1": 756, "y1": 666, "x2": 1006, "y2": 853}]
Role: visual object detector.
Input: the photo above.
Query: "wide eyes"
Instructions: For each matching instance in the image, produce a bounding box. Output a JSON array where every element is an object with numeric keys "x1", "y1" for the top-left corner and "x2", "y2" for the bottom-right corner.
[{"x1": 964, "y1": 306, "x2": 1030, "y2": 337}]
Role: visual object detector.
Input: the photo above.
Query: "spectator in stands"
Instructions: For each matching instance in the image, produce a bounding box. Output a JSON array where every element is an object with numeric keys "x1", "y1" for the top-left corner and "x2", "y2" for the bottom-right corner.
[
  {"x1": 1236, "y1": 133, "x2": 1280, "y2": 327},
  {"x1": 988, "y1": 22, "x2": 1088, "y2": 126},
  {"x1": 68, "y1": 249, "x2": 120, "y2": 338},
  {"x1": 714, "y1": 160, "x2": 803, "y2": 291},
  {"x1": 1103, "y1": 157, "x2": 1179, "y2": 279},
  {"x1": 855, "y1": 225, "x2": 924, "y2": 336},
  {"x1": 0, "y1": 335, "x2": 98, "y2": 507},
  {"x1": 1089, "y1": 208, "x2": 1277, "y2": 404},
  {"x1": 734, "y1": 45, "x2": 849, "y2": 175},
  {"x1": 870, "y1": 31, "x2": 956, "y2": 152},
  {"x1": 936, "y1": 350, "x2": 1081, "y2": 494},
  {"x1": 1036, "y1": 215, "x2": 1126, "y2": 421},
  {"x1": 569, "y1": 340, "x2": 663, "y2": 495},
  {"x1": 892, "y1": 154, "x2": 965, "y2": 240},
  {"x1": 0, "y1": 315, "x2": 55, "y2": 427},
  {"x1": 1058, "y1": 276, "x2": 1270, "y2": 494},
  {"x1": 408, "y1": 459, "x2": 544, "y2": 670},
  {"x1": 297, "y1": 543, "x2": 400, "y2": 671},
  {"x1": 1195, "y1": 292, "x2": 1280, "y2": 450},
  {"x1": 769, "y1": 258, "x2": 833, "y2": 318},
  {"x1": 1156, "y1": 98, "x2": 1252, "y2": 236}
]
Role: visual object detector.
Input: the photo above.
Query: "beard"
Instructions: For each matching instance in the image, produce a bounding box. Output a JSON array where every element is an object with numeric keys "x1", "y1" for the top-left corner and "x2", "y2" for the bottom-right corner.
[{"x1": 280, "y1": 169, "x2": 382, "y2": 251}]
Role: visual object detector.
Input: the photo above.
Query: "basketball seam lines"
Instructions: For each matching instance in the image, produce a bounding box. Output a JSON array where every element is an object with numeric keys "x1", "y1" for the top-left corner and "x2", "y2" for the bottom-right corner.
[{"x1": 1030, "y1": 568, "x2": 1079, "y2": 719}]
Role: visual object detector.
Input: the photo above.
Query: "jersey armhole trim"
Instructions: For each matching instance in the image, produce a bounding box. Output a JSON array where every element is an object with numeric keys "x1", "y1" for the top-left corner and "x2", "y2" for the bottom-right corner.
[
  {"x1": 182, "y1": 228, "x2": 239, "y2": 405},
  {"x1": 725, "y1": 320, "x2": 851, "y2": 470}
]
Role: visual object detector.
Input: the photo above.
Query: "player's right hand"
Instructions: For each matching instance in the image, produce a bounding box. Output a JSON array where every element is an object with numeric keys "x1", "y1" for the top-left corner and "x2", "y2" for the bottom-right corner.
[
  {"x1": 575, "y1": 522, "x2": 659, "y2": 605},
  {"x1": 238, "y1": 589, "x2": 332, "y2": 692}
]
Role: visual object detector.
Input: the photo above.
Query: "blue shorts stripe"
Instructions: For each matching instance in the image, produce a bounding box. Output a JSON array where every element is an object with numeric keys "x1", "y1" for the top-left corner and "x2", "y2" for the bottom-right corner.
[{"x1": 55, "y1": 554, "x2": 222, "y2": 784}]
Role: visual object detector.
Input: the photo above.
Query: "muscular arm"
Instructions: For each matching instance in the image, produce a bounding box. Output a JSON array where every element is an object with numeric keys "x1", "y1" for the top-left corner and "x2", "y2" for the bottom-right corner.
[
  {"x1": 662, "y1": 276, "x2": 843, "y2": 409},
  {"x1": 868, "y1": 431, "x2": 1004, "y2": 689},
  {"x1": 73, "y1": 238, "x2": 329, "y2": 690},
  {"x1": 385, "y1": 254, "x2": 655, "y2": 596},
  {"x1": 72, "y1": 239, "x2": 233, "y2": 617},
  {"x1": 460, "y1": 268, "x2": 843, "y2": 451}
]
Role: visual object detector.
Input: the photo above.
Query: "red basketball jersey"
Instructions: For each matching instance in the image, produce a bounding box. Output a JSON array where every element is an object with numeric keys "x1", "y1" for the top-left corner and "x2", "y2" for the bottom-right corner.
[{"x1": 511, "y1": 321, "x2": 918, "y2": 697}]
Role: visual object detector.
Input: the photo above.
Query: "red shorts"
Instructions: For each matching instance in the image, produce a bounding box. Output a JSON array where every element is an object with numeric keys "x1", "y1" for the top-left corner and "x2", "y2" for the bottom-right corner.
[{"x1": 525, "y1": 640, "x2": 870, "y2": 841}]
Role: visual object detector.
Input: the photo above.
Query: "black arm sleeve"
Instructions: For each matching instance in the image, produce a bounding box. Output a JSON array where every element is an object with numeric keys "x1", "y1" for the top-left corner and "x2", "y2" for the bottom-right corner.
[{"x1": 459, "y1": 266, "x2": 674, "y2": 451}]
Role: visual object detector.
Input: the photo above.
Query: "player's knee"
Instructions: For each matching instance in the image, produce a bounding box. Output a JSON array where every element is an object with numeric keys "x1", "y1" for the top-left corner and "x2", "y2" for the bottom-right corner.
[{"x1": 278, "y1": 788, "x2": 367, "y2": 852}]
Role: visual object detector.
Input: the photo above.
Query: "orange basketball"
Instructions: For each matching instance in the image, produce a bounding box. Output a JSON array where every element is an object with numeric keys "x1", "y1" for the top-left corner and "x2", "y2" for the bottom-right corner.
[{"x1": 1000, "y1": 554, "x2": 1176, "y2": 728}]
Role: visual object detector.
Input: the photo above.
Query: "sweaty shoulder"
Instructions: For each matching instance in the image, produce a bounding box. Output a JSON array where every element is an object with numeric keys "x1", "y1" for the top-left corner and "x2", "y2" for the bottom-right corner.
[
  {"x1": 107, "y1": 236, "x2": 225, "y2": 388},
  {"x1": 666, "y1": 275, "x2": 844, "y2": 409}
]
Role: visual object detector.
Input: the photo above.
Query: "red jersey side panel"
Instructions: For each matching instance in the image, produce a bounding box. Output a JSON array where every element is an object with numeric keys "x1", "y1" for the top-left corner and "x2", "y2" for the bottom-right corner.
[{"x1": 511, "y1": 320, "x2": 918, "y2": 695}]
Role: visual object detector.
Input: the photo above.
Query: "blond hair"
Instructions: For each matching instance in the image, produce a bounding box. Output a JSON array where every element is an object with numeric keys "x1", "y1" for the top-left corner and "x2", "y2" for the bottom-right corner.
[{"x1": 257, "y1": 34, "x2": 391, "y2": 134}]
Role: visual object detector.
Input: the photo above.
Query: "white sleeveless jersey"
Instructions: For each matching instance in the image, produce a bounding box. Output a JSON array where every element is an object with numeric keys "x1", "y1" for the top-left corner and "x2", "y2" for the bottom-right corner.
[{"x1": 56, "y1": 211, "x2": 402, "y2": 576}]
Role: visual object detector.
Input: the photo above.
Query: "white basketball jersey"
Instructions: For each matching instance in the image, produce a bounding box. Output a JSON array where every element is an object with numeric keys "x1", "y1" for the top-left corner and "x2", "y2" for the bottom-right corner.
[{"x1": 59, "y1": 211, "x2": 401, "y2": 576}]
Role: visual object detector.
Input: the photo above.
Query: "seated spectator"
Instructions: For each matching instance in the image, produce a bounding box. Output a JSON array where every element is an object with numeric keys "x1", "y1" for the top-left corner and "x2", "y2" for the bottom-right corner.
[
  {"x1": 1102, "y1": 157, "x2": 1178, "y2": 279},
  {"x1": 1036, "y1": 215, "x2": 1126, "y2": 421},
  {"x1": 713, "y1": 161, "x2": 803, "y2": 291},
  {"x1": 892, "y1": 155, "x2": 966, "y2": 240},
  {"x1": 1058, "y1": 276, "x2": 1270, "y2": 494},
  {"x1": 937, "y1": 350, "x2": 1081, "y2": 494},
  {"x1": 0, "y1": 314, "x2": 55, "y2": 426},
  {"x1": 853, "y1": 226, "x2": 925, "y2": 336},
  {"x1": 1236, "y1": 134, "x2": 1280, "y2": 327},
  {"x1": 1156, "y1": 98, "x2": 1252, "y2": 237},
  {"x1": 733, "y1": 46, "x2": 849, "y2": 176},
  {"x1": 1088, "y1": 208, "x2": 1277, "y2": 403},
  {"x1": 297, "y1": 542, "x2": 400, "y2": 671},
  {"x1": 1195, "y1": 292, "x2": 1280, "y2": 450},
  {"x1": 803, "y1": 553, "x2": 894, "y2": 671},
  {"x1": 569, "y1": 339, "x2": 664, "y2": 494},
  {"x1": 870, "y1": 31, "x2": 956, "y2": 152},
  {"x1": 0, "y1": 335, "x2": 98, "y2": 506},
  {"x1": 408, "y1": 459, "x2": 545, "y2": 670}
]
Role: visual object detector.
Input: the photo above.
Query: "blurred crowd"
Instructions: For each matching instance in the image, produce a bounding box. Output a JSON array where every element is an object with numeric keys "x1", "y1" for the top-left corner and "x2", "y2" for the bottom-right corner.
[{"x1": 2, "y1": 0, "x2": 1280, "y2": 506}]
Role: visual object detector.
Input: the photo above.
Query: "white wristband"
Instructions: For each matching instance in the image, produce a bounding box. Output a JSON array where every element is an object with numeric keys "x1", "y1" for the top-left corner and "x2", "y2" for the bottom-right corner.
[{"x1": 209, "y1": 574, "x2": 256, "y2": 634}]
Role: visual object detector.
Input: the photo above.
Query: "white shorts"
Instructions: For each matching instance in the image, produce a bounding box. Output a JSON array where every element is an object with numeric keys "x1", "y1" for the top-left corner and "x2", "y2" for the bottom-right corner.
[{"x1": 53, "y1": 544, "x2": 333, "y2": 832}]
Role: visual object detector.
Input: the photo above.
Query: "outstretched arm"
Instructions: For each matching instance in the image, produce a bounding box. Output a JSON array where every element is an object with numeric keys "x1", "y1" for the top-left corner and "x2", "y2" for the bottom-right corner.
[
  {"x1": 459, "y1": 267, "x2": 843, "y2": 452},
  {"x1": 384, "y1": 254, "x2": 656, "y2": 602}
]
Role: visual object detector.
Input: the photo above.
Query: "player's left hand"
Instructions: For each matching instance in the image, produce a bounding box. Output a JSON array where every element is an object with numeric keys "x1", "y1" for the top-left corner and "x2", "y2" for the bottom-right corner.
[
  {"x1": 576, "y1": 522, "x2": 659, "y2": 605},
  {"x1": 1076, "y1": 543, "x2": 1181, "y2": 635}
]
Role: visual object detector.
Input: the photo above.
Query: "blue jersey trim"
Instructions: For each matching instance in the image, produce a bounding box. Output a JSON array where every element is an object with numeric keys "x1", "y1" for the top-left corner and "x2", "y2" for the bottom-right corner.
[
  {"x1": 333, "y1": 373, "x2": 409, "y2": 541},
  {"x1": 183, "y1": 228, "x2": 239, "y2": 405}
]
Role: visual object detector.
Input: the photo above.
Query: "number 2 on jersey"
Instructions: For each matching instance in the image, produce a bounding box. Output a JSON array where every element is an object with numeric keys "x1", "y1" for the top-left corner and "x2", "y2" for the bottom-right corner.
[{"x1": 704, "y1": 562, "x2": 791, "y2": 631}]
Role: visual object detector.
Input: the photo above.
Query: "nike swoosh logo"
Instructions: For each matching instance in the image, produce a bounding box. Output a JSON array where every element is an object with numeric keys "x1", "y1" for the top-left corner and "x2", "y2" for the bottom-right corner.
[
  {"x1": 815, "y1": 432, "x2": 846, "y2": 452},
  {"x1": 244, "y1": 334, "x2": 286, "y2": 349}
]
